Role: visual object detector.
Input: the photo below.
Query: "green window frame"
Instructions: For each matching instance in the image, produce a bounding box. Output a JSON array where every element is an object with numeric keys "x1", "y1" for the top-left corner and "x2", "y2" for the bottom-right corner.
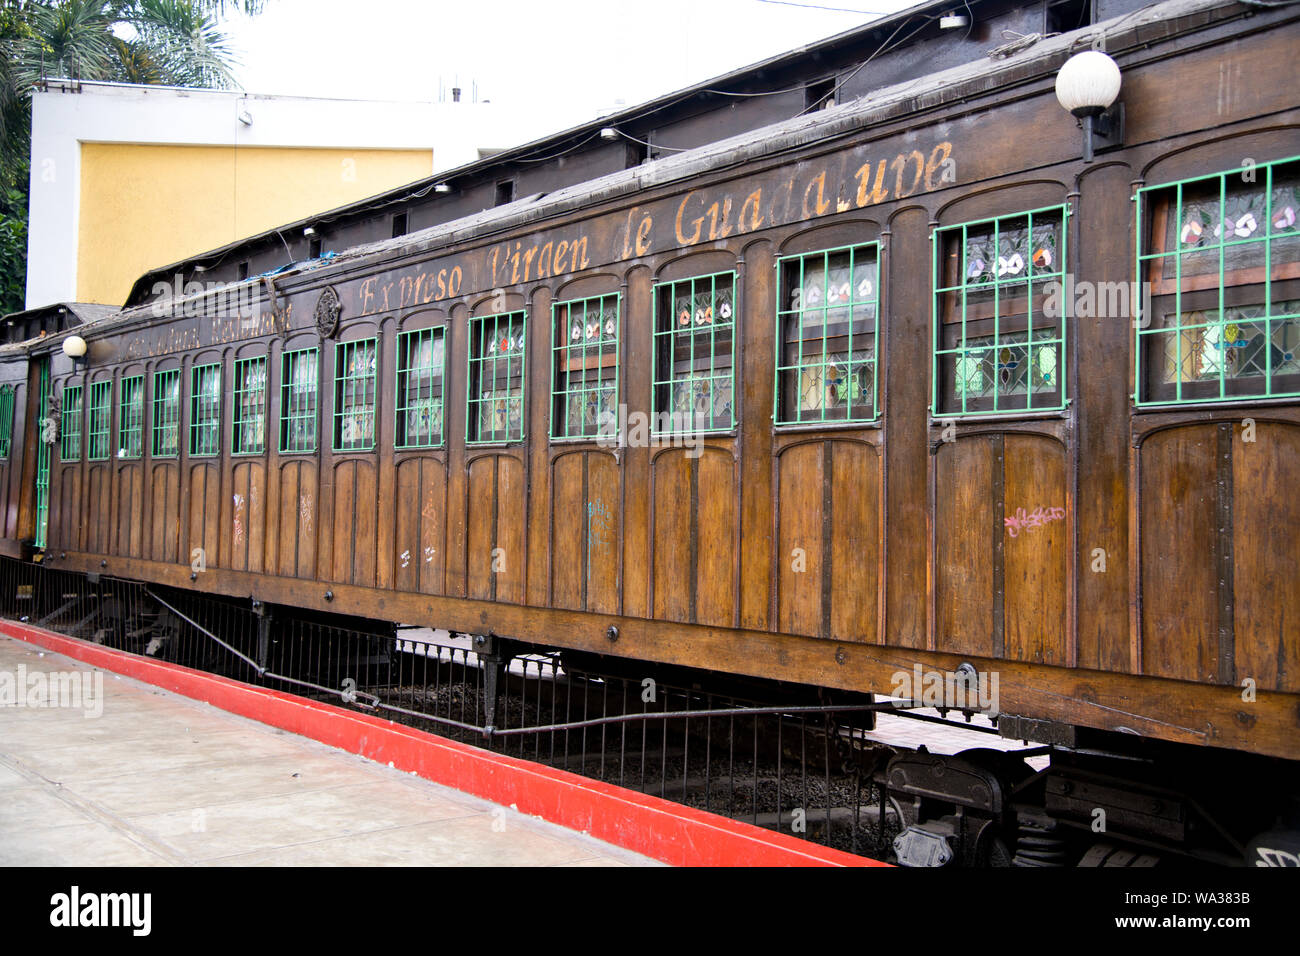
[
  {"x1": 151, "y1": 369, "x2": 180, "y2": 458},
  {"x1": 775, "y1": 244, "x2": 880, "y2": 425},
  {"x1": 117, "y1": 375, "x2": 144, "y2": 459},
  {"x1": 0, "y1": 384, "x2": 13, "y2": 457},
  {"x1": 233, "y1": 356, "x2": 268, "y2": 455},
  {"x1": 652, "y1": 271, "x2": 737, "y2": 434},
  {"x1": 61, "y1": 385, "x2": 82, "y2": 460},
  {"x1": 550, "y1": 293, "x2": 620, "y2": 439},
  {"x1": 395, "y1": 327, "x2": 446, "y2": 449},
  {"x1": 280, "y1": 347, "x2": 318, "y2": 453},
  {"x1": 467, "y1": 311, "x2": 527, "y2": 444},
  {"x1": 1135, "y1": 155, "x2": 1300, "y2": 405},
  {"x1": 333, "y1": 338, "x2": 378, "y2": 452},
  {"x1": 932, "y1": 204, "x2": 1069, "y2": 416},
  {"x1": 190, "y1": 363, "x2": 221, "y2": 457},
  {"x1": 88, "y1": 380, "x2": 111, "y2": 461}
]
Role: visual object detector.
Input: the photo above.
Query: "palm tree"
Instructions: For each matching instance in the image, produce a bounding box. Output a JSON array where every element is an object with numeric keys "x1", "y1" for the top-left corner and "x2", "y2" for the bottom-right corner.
[{"x1": 0, "y1": 0, "x2": 268, "y2": 312}]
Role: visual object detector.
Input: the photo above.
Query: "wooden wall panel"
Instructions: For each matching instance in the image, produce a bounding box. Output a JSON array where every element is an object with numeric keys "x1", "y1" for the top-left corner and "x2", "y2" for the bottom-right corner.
[
  {"x1": 466, "y1": 457, "x2": 495, "y2": 601},
  {"x1": 550, "y1": 453, "x2": 585, "y2": 611},
  {"x1": 694, "y1": 448, "x2": 735, "y2": 628},
  {"x1": 776, "y1": 441, "x2": 823, "y2": 638},
  {"x1": 549, "y1": 451, "x2": 620, "y2": 614},
  {"x1": 187, "y1": 463, "x2": 221, "y2": 571},
  {"x1": 1140, "y1": 426, "x2": 1219, "y2": 683},
  {"x1": 829, "y1": 441, "x2": 879, "y2": 644},
  {"x1": 276, "y1": 460, "x2": 318, "y2": 580},
  {"x1": 934, "y1": 437, "x2": 995, "y2": 659},
  {"x1": 494, "y1": 456, "x2": 525, "y2": 605},
  {"x1": 394, "y1": 457, "x2": 447, "y2": 595},
  {"x1": 115, "y1": 465, "x2": 143, "y2": 559},
  {"x1": 586, "y1": 452, "x2": 619, "y2": 616},
  {"x1": 651, "y1": 451, "x2": 692, "y2": 623},
  {"x1": 55, "y1": 466, "x2": 81, "y2": 552},
  {"x1": 1002, "y1": 435, "x2": 1068, "y2": 665},
  {"x1": 231, "y1": 463, "x2": 249, "y2": 571},
  {"x1": 1232, "y1": 422, "x2": 1300, "y2": 692},
  {"x1": 85, "y1": 466, "x2": 110, "y2": 554},
  {"x1": 148, "y1": 464, "x2": 179, "y2": 564},
  {"x1": 329, "y1": 459, "x2": 378, "y2": 588},
  {"x1": 230, "y1": 462, "x2": 266, "y2": 574}
]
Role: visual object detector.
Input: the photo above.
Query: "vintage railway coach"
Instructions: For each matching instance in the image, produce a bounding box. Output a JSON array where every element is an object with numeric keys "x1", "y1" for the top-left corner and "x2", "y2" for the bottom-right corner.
[{"x1": 3, "y1": 0, "x2": 1299, "y2": 864}]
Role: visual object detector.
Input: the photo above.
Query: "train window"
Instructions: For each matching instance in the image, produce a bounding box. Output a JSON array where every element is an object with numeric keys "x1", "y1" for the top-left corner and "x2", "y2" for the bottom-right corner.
[
  {"x1": 117, "y1": 375, "x2": 144, "y2": 459},
  {"x1": 333, "y1": 338, "x2": 378, "y2": 452},
  {"x1": 151, "y1": 370, "x2": 180, "y2": 458},
  {"x1": 60, "y1": 385, "x2": 81, "y2": 460},
  {"x1": 280, "y1": 348, "x2": 319, "y2": 453},
  {"x1": 1136, "y1": 155, "x2": 1300, "y2": 405},
  {"x1": 467, "y1": 311, "x2": 527, "y2": 444},
  {"x1": 233, "y1": 356, "x2": 268, "y2": 455},
  {"x1": 0, "y1": 385, "x2": 12, "y2": 457},
  {"x1": 775, "y1": 244, "x2": 879, "y2": 425},
  {"x1": 190, "y1": 363, "x2": 222, "y2": 457},
  {"x1": 933, "y1": 205, "x2": 1068, "y2": 416},
  {"x1": 652, "y1": 271, "x2": 737, "y2": 433},
  {"x1": 395, "y1": 328, "x2": 446, "y2": 449},
  {"x1": 87, "y1": 380, "x2": 111, "y2": 461},
  {"x1": 550, "y1": 293, "x2": 620, "y2": 439}
]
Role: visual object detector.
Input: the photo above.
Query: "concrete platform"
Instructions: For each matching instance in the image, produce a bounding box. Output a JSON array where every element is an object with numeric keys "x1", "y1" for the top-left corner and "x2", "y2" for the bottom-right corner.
[{"x1": 0, "y1": 635, "x2": 659, "y2": 867}]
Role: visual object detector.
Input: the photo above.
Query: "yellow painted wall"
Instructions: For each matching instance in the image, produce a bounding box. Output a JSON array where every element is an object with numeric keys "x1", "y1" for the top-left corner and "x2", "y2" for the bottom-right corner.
[{"x1": 76, "y1": 143, "x2": 433, "y2": 305}]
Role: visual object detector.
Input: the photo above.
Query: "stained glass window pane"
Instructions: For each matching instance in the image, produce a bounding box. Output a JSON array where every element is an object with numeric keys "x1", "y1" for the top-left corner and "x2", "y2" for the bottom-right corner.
[
  {"x1": 88, "y1": 381, "x2": 111, "y2": 461},
  {"x1": 334, "y1": 339, "x2": 377, "y2": 452},
  {"x1": 777, "y1": 245, "x2": 879, "y2": 424},
  {"x1": 468, "y1": 312, "x2": 526, "y2": 444},
  {"x1": 934, "y1": 206, "x2": 1068, "y2": 415},
  {"x1": 396, "y1": 328, "x2": 445, "y2": 448},
  {"x1": 118, "y1": 375, "x2": 144, "y2": 459},
  {"x1": 233, "y1": 357, "x2": 267, "y2": 454},
  {"x1": 1137, "y1": 156, "x2": 1300, "y2": 404},
  {"x1": 652, "y1": 272, "x2": 735, "y2": 434},
  {"x1": 552, "y1": 294, "x2": 619, "y2": 439},
  {"x1": 61, "y1": 385, "x2": 81, "y2": 460},
  {"x1": 151, "y1": 370, "x2": 180, "y2": 458},
  {"x1": 280, "y1": 348, "x2": 318, "y2": 453},
  {"x1": 190, "y1": 364, "x2": 221, "y2": 457}
]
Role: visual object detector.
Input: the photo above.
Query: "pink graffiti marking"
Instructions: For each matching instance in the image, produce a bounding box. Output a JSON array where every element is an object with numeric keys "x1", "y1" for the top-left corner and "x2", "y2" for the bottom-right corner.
[{"x1": 1004, "y1": 505, "x2": 1066, "y2": 538}]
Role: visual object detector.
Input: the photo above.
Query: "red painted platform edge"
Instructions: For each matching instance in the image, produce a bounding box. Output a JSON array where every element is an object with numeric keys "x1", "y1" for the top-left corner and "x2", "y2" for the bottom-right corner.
[{"x1": 1, "y1": 621, "x2": 888, "y2": 868}]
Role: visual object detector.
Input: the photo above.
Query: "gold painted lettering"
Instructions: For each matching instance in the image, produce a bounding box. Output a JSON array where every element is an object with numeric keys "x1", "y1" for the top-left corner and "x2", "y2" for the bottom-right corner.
[
  {"x1": 892, "y1": 150, "x2": 925, "y2": 199},
  {"x1": 537, "y1": 241, "x2": 553, "y2": 278},
  {"x1": 925, "y1": 141, "x2": 955, "y2": 191},
  {"x1": 554, "y1": 239, "x2": 569, "y2": 274},
  {"x1": 854, "y1": 160, "x2": 890, "y2": 207},
  {"x1": 675, "y1": 191, "x2": 705, "y2": 244},
  {"x1": 571, "y1": 235, "x2": 590, "y2": 270},
  {"x1": 635, "y1": 215, "x2": 653, "y2": 256},
  {"x1": 739, "y1": 189, "x2": 764, "y2": 232},
  {"x1": 802, "y1": 172, "x2": 831, "y2": 219}
]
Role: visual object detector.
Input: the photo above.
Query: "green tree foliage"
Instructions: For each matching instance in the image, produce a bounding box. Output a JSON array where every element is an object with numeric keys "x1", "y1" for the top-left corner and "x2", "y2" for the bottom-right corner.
[{"x1": 0, "y1": 0, "x2": 267, "y2": 314}]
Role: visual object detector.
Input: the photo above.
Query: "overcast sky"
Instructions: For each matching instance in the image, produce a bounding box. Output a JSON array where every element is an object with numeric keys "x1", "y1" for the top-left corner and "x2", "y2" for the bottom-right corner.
[{"x1": 222, "y1": 0, "x2": 916, "y2": 128}]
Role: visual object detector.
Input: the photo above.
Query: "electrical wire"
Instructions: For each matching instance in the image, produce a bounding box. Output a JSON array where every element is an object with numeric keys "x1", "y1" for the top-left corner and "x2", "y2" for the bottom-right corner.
[
  {"x1": 795, "y1": 12, "x2": 936, "y2": 116},
  {"x1": 755, "y1": 0, "x2": 894, "y2": 13}
]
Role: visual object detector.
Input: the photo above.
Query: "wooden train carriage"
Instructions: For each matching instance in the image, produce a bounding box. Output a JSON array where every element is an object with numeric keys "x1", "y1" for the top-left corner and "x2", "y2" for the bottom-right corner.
[{"x1": 5, "y1": 0, "x2": 1299, "y2": 764}]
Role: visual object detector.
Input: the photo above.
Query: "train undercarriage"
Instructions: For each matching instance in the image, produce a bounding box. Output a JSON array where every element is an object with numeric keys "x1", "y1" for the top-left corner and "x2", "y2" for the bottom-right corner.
[{"x1": 2, "y1": 555, "x2": 1296, "y2": 868}]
